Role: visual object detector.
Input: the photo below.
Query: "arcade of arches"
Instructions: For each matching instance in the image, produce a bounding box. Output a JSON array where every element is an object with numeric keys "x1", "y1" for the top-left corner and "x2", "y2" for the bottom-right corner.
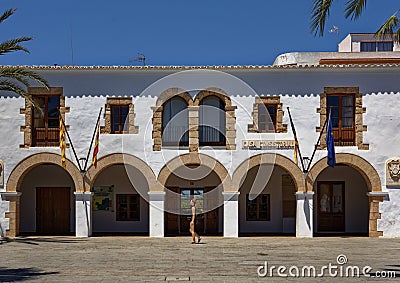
[{"x1": 2, "y1": 153, "x2": 384, "y2": 238}]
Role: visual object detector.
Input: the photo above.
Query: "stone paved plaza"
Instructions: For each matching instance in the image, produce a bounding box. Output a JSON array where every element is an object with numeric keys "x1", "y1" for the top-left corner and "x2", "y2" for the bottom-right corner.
[{"x1": 0, "y1": 236, "x2": 400, "y2": 282}]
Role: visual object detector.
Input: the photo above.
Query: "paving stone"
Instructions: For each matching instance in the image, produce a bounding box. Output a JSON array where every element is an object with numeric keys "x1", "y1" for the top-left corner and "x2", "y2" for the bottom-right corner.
[{"x1": 0, "y1": 236, "x2": 399, "y2": 282}]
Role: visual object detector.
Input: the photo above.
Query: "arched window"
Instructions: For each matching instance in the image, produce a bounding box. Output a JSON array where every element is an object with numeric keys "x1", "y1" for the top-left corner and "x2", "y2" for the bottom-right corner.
[
  {"x1": 162, "y1": 96, "x2": 189, "y2": 146},
  {"x1": 199, "y1": 96, "x2": 226, "y2": 146}
]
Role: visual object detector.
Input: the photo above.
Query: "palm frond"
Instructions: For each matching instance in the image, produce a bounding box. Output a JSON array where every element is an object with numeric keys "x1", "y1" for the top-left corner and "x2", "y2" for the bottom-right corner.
[
  {"x1": 0, "y1": 79, "x2": 30, "y2": 101},
  {"x1": 0, "y1": 37, "x2": 33, "y2": 55},
  {"x1": 376, "y1": 13, "x2": 400, "y2": 43},
  {"x1": 0, "y1": 8, "x2": 16, "y2": 24},
  {"x1": 0, "y1": 67, "x2": 50, "y2": 89},
  {"x1": 0, "y1": 79, "x2": 43, "y2": 111},
  {"x1": 344, "y1": 0, "x2": 367, "y2": 20},
  {"x1": 0, "y1": 67, "x2": 30, "y2": 86},
  {"x1": 311, "y1": 0, "x2": 335, "y2": 36}
]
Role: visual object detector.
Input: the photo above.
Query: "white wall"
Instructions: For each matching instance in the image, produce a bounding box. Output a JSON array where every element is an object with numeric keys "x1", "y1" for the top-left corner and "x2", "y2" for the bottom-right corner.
[
  {"x1": 338, "y1": 34, "x2": 352, "y2": 52},
  {"x1": 0, "y1": 67, "x2": 399, "y2": 236},
  {"x1": 239, "y1": 165, "x2": 295, "y2": 234},
  {"x1": 92, "y1": 164, "x2": 149, "y2": 233}
]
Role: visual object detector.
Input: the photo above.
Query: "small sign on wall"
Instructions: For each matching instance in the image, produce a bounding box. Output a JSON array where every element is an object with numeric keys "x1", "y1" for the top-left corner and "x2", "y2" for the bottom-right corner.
[
  {"x1": 0, "y1": 160, "x2": 3, "y2": 187},
  {"x1": 242, "y1": 140, "x2": 295, "y2": 150},
  {"x1": 386, "y1": 158, "x2": 400, "y2": 188},
  {"x1": 92, "y1": 186, "x2": 114, "y2": 211}
]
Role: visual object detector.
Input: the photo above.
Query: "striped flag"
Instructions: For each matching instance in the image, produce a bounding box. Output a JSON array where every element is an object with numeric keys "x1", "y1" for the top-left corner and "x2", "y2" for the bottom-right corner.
[
  {"x1": 59, "y1": 117, "x2": 66, "y2": 169},
  {"x1": 294, "y1": 140, "x2": 299, "y2": 166},
  {"x1": 92, "y1": 123, "x2": 100, "y2": 169}
]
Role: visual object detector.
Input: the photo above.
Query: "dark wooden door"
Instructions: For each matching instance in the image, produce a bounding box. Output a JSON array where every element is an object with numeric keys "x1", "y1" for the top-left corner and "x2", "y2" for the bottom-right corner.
[
  {"x1": 179, "y1": 189, "x2": 205, "y2": 235},
  {"x1": 36, "y1": 187, "x2": 71, "y2": 235},
  {"x1": 317, "y1": 182, "x2": 345, "y2": 232},
  {"x1": 204, "y1": 187, "x2": 219, "y2": 235},
  {"x1": 165, "y1": 188, "x2": 217, "y2": 235},
  {"x1": 165, "y1": 187, "x2": 179, "y2": 235}
]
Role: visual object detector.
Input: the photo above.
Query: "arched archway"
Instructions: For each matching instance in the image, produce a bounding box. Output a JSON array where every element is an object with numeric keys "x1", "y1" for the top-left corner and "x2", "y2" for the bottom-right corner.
[
  {"x1": 158, "y1": 153, "x2": 232, "y2": 189},
  {"x1": 7, "y1": 153, "x2": 82, "y2": 192},
  {"x1": 86, "y1": 153, "x2": 158, "y2": 190},
  {"x1": 308, "y1": 153, "x2": 383, "y2": 237},
  {"x1": 158, "y1": 153, "x2": 231, "y2": 236},
  {"x1": 156, "y1": 87, "x2": 193, "y2": 107},
  {"x1": 307, "y1": 153, "x2": 381, "y2": 192},
  {"x1": 5, "y1": 153, "x2": 81, "y2": 237},
  {"x1": 86, "y1": 153, "x2": 158, "y2": 235},
  {"x1": 232, "y1": 153, "x2": 304, "y2": 236},
  {"x1": 193, "y1": 88, "x2": 232, "y2": 107},
  {"x1": 232, "y1": 153, "x2": 305, "y2": 192}
]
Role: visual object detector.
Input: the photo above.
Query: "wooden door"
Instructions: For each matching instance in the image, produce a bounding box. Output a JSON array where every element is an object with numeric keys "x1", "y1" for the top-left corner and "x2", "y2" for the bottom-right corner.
[
  {"x1": 165, "y1": 187, "x2": 179, "y2": 235},
  {"x1": 179, "y1": 189, "x2": 192, "y2": 235},
  {"x1": 204, "y1": 187, "x2": 219, "y2": 235},
  {"x1": 317, "y1": 182, "x2": 345, "y2": 232},
  {"x1": 165, "y1": 188, "x2": 209, "y2": 235},
  {"x1": 179, "y1": 189, "x2": 205, "y2": 235},
  {"x1": 36, "y1": 187, "x2": 71, "y2": 235}
]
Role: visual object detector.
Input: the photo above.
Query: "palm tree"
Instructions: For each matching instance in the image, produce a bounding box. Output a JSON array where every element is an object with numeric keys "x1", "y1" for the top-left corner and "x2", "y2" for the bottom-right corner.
[
  {"x1": 311, "y1": 0, "x2": 400, "y2": 42},
  {"x1": 0, "y1": 8, "x2": 49, "y2": 107}
]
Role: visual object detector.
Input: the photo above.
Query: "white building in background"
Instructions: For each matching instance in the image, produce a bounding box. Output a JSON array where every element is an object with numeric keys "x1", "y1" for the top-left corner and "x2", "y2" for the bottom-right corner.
[{"x1": 1, "y1": 34, "x2": 400, "y2": 238}]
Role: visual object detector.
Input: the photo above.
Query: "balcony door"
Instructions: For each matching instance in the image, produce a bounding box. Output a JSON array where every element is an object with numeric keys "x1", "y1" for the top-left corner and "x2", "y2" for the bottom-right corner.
[
  {"x1": 199, "y1": 96, "x2": 226, "y2": 146},
  {"x1": 162, "y1": 96, "x2": 189, "y2": 146},
  {"x1": 33, "y1": 96, "x2": 60, "y2": 146}
]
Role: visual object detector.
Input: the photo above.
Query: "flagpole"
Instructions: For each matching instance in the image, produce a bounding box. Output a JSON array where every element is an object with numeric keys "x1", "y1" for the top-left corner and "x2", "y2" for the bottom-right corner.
[
  {"x1": 287, "y1": 107, "x2": 306, "y2": 173},
  {"x1": 305, "y1": 113, "x2": 329, "y2": 173},
  {"x1": 59, "y1": 112, "x2": 83, "y2": 172},
  {"x1": 83, "y1": 107, "x2": 102, "y2": 172}
]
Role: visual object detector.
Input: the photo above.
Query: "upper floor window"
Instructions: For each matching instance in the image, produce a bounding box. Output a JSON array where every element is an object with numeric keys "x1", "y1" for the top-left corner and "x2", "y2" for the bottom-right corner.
[
  {"x1": 33, "y1": 95, "x2": 60, "y2": 147},
  {"x1": 318, "y1": 87, "x2": 368, "y2": 150},
  {"x1": 327, "y1": 94, "x2": 355, "y2": 146},
  {"x1": 111, "y1": 105, "x2": 129, "y2": 134},
  {"x1": 258, "y1": 104, "x2": 277, "y2": 132},
  {"x1": 101, "y1": 97, "x2": 138, "y2": 135},
  {"x1": 199, "y1": 96, "x2": 226, "y2": 146},
  {"x1": 360, "y1": 41, "x2": 393, "y2": 52},
  {"x1": 20, "y1": 87, "x2": 67, "y2": 148},
  {"x1": 248, "y1": 96, "x2": 287, "y2": 133},
  {"x1": 162, "y1": 96, "x2": 189, "y2": 146}
]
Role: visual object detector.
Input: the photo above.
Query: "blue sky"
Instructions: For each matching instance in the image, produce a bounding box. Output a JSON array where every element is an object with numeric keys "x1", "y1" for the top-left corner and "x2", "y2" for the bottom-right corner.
[{"x1": 1, "y1": 0, "x2": 397, "y2": 66}]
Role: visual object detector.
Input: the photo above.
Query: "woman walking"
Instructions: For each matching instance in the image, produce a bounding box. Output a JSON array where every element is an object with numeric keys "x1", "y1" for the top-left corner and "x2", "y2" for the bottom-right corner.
[{"x1": 189, "y1": 198, "x2": 201, "y2": 244}]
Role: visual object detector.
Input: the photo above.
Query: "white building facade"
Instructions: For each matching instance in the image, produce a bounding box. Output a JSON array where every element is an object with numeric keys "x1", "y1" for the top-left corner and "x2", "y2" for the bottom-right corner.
[{"x1": 1, "y1": 41, "x2": 400, "y2": 238}]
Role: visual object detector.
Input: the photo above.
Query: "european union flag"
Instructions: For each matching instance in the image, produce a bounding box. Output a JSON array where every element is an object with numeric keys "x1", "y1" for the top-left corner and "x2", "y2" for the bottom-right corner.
[{"x1": 326, "y1": 110, "x2": 336, "y2": 167}]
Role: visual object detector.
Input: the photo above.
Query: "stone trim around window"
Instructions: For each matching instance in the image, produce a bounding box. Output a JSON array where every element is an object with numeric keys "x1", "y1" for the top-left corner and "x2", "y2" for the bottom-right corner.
[
  {"x1": 152, "y1": 89, "x2": 193, "y2": 151},
  {"x1": 316, "y1": 86, "x2": 368, "y2": 150},
  {"x1": 195, "y1": 90, "x2": 237, "y2": 151},
  {"x1": 152, "y1": 88, "x2": 237, "y2": 152},
  {"x1": 248, "y1": 96, "x2": 287, "y2": 133},
  {"x1": 101, "y1": 97, "x2": 138, "y2": 135},
  {"x1": 20, "y1": 87, "x2": 69, "y2": 148}
]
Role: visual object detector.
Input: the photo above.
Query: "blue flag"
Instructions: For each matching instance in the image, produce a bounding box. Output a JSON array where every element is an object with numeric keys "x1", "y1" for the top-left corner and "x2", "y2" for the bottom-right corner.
[{"x1": 326, "y1": 110, "x2": 336, "y2": 167}]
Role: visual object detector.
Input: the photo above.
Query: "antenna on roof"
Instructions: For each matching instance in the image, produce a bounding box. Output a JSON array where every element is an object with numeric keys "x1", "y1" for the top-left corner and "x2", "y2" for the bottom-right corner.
[
  {"x1": 129, "y1": 53, "x2": 146, "y2": 66},
  {"x1": 329, "y1": 26, "x2": 339, "y2": 34},
  {"x1": 69, "y1": 24, "x2": 75, "y2": 66},
  {"x1": 329, "y1": 26, "x2": 340, "y2": 46}
]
